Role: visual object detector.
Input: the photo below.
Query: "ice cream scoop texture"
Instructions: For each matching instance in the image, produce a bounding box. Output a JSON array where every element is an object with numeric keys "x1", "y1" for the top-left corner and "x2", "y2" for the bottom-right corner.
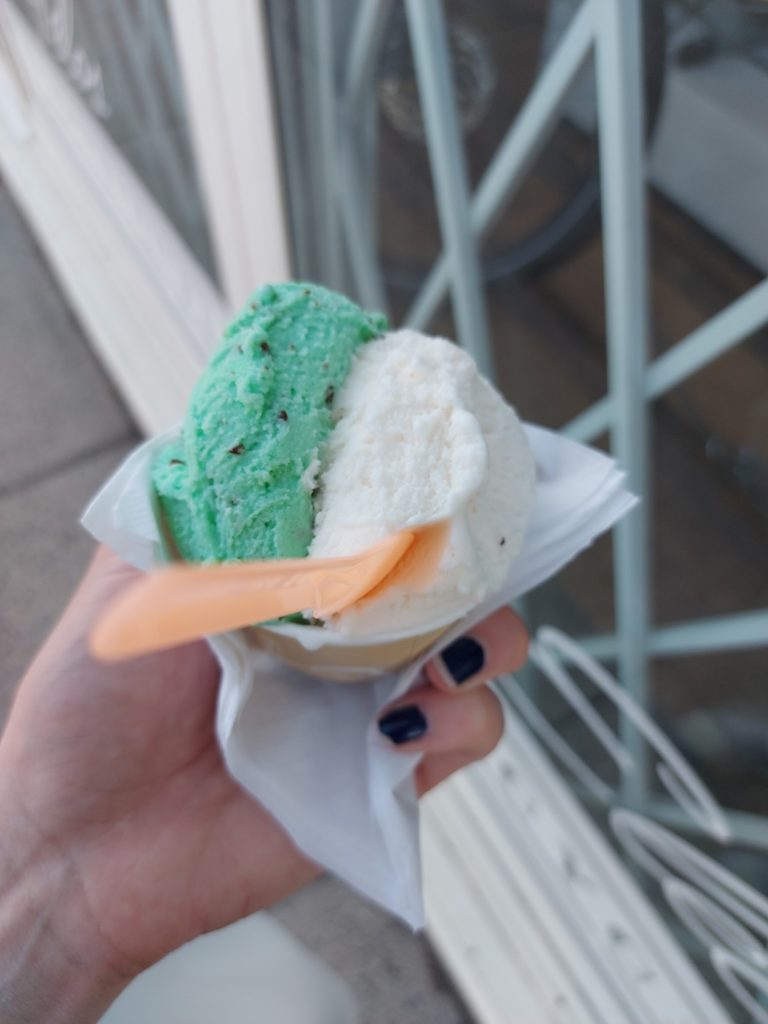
[
  {"x1": 152, "y1": 282, "x2": 535, "y2": 637},
  {"x1": 152, "y1": 282, "x2": 386, "y2": 562}
]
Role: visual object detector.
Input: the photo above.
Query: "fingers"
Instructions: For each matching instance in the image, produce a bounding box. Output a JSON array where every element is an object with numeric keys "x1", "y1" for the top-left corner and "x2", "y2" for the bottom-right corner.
[
  {"x1": 378, "y1": 681, "x2": 503, "y2": 758},
  {"x1": 424, "y1": 606, "x2": 528, "y2": 693},
  {"x1": 377, "y1": 683, "x2": 504, "y2": 795},
  {"x1": 377, "y1": 607, "x2": 526, "y2": 793}
]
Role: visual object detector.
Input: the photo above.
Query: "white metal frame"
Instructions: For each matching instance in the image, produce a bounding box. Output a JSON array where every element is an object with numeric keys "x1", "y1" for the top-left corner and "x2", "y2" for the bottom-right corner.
[
  {"x1": 388, "y1": 2, "x2": 768, "y2": 740},
  {"x1": 381, "y1": 0, "x2": 765, "y2": 1018}
]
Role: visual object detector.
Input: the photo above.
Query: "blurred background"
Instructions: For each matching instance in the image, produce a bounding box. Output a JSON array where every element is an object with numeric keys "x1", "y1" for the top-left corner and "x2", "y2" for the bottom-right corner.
[{"x1": 0, "y1": 0, "x2": 767, "y2": 1021}]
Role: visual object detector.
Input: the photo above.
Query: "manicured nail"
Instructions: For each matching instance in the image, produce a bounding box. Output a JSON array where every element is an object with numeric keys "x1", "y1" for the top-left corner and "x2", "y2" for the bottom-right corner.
[
  {"x1": 437, "y1": 636, "x2": 485, "y2": 685},
  {"x1": 378, "y1": 705, "x2": 427, "y2": 745}
]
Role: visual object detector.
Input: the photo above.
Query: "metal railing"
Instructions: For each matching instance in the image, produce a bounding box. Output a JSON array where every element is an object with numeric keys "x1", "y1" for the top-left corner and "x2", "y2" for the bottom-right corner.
[{"x1": 277, "y1": 0, "x2": 768, "y2": 836}]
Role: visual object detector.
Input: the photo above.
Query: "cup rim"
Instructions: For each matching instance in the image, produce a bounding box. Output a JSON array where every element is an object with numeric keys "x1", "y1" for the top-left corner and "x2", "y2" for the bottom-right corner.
[{"x1": 258, "y1": 613, "x2": 458, "y2": 648}]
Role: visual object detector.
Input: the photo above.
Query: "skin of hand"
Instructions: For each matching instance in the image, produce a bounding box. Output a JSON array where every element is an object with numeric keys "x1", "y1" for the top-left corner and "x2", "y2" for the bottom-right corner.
[{"x1": 0, "y1": 546, "x2": 527, "y2": 1023}]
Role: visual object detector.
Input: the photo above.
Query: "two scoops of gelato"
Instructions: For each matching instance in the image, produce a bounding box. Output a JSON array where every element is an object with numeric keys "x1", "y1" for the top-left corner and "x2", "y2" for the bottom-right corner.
[{"x1": 148, "y1": 282, "x2": 535, "y2": 674}]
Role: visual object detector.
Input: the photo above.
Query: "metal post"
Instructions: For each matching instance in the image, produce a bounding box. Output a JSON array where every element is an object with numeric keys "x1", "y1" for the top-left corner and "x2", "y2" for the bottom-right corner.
[
  {"x1": 594, "y1": 0, "x2": 651, "y2": 807},
  {"x1": 404, "y1": 0, "x2": 494, "y2": 378}
]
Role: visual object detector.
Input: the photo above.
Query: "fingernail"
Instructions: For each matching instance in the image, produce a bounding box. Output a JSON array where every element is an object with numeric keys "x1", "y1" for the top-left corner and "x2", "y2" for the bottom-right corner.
[
  {"x1": 378, "y1": 705, "x2": 427, "y2": 745},
  {"x1": 437, "y1": 636, "x2": 485, "y2": 685}
]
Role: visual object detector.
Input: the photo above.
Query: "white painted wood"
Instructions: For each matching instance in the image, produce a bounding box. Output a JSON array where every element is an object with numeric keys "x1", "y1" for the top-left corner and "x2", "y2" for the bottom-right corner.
[
  {"x1": 424, "y1": 799, "x2": 621, "y2": 1024},
  {"x1": 0, "y1": 0, "x2": 227, "y2": 434},
  {"x1": 0, "y1": 0, "x2": 292, "y2": 430},
  {"x1": 422, "y1": 707, "x2": 732, "y2": 1024},
  {"x1": 166, "y1": 0, "x2": 291, "y2": 310},
  {"x1": 423, "y1": 820, "x2": 548, "y2": 1024},
  {"x1": 0, "y1": 6, "x2": 31, "y2": 141}
]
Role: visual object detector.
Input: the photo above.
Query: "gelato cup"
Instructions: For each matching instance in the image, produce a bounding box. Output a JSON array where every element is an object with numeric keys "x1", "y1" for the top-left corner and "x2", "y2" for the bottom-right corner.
[
  {"x1": 244, "y1": 620, "x2": 454, "y2": 682},
  {"x1": 148, "y1": 282, "x2": 537, "y2": 677}
]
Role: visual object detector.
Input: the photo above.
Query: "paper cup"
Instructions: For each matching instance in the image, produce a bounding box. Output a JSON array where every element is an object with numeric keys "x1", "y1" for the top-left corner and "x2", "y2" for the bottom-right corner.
[{"x1": 243, "y1": 620, "x2": 455, "y2": 682}]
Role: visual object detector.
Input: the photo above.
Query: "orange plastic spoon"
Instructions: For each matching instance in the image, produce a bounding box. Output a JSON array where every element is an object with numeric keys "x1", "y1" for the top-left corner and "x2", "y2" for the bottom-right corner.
[{"x1": 90, "y1": 525, "x2": 445, "y2": 662}]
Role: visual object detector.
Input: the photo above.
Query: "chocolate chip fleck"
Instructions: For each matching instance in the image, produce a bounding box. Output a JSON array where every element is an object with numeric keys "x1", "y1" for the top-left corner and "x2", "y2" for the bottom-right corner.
[
  {"x1": 289, "y1": 344, "x2": 296, "y2": 353},
  {"x1": 278, "y1": 409, "x2": 289, "y2": 421},
  {"x1": 303, "y1": 289, "x2": 311, "y2": 296},
  {"x1": 325, "y1": 384, "x2": 335, "y2": 406},
  {"x1": 250, "y1": 302, "x2": 258, "y2": 310},
  {"x1": 169, "y1": 458, "x2": 184, "y2": 466},
  {"x1": 228, "y1": 443, "x2": 246, "y2": 455},
  {"x1": 321, "y1": 361, "x2": 329, "y2": 371},
  {"x1": 500, "y1": 537, "x2": 506, "y2": 546},
  {"x1": 260, "y1": 341, "x2": 271, "y2": 354}
]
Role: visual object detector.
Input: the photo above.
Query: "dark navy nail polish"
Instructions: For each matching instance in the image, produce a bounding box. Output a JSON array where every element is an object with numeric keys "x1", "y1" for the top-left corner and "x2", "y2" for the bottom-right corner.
[
  {"x1": 439, "y1": 636, "x2": 485, "y2": 684},
  {"x1": 378, "y1": 705, "x2": 427, "y2": 745}
]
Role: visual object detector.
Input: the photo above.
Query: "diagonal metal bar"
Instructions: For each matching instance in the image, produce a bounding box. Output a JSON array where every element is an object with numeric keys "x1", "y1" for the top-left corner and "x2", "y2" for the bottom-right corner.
[
  {"x1": 564, "y1": 395, "x2": 614, "y2": 446},
  {"x1": 595, "y1": 0, "x2": 651, "y2": 808},
  {"x1": 336, "y1": 144, "x2": 388, "y2": 311},
  {"x1": 572, "y1": 786, "x2": 768, "y2": 853},
  {"x1": 565, "y1": 275, "x2": 768, "y2": 443},
  {"x1": 344, "y1": 0, "x2": 393, "y2": 109},
  {"x1": 642, "y1": 799, "x2": 768, "y2": 853},
  {"x1": 405, "y1": 0, "x2": 595, "y2": 331},
  {"x1": 578, "y1": 609, "x2": 768, "y2": 661},
  {"x1": 404, "y1": 0, "x2": 493, "y2": 377}
]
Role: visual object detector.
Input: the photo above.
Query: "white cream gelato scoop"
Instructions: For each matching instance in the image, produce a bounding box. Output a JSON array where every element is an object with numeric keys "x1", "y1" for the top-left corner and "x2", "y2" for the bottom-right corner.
[{"x1": 309, "y1": 329, "x2": 536, "y2": 637}]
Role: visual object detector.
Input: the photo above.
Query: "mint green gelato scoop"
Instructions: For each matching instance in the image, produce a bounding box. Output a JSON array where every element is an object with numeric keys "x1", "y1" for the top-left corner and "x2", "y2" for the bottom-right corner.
[{"x1": 151, "y1": 282, "x2": 387, "y2": 562}]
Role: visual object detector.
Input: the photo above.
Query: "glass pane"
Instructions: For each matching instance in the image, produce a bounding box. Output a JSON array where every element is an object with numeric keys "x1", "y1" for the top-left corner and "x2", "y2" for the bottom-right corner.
[
  {"x1": 266, "y1": 1, "x2": 768, "y2": 1019},
  {"x1": 266, "y1": 0, "x2": 604, "y2": 402},
  {"x1": 652, "y1": 650, "x2": 768, "y2": 816},
  {"x1": 651, "y1": 345, "x2": 768, "y2": 625},
  {"x1": 11, "y1": 0, "x2": 219, "y2": 282},
  {"x1": 266, "y1": 0, "x2": 614, "y2": 645}
]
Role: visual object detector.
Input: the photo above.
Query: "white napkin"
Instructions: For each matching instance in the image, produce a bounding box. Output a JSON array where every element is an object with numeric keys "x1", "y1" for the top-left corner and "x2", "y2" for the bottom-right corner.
[{"x1": 82, "y1": 424, "x2": 635, "y2": 928}]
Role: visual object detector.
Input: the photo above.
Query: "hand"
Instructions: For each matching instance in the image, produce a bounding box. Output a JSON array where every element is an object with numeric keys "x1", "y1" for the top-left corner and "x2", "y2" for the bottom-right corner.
[{"x1": 0, "y1": 546, "x2": 527, "y2": 1023}]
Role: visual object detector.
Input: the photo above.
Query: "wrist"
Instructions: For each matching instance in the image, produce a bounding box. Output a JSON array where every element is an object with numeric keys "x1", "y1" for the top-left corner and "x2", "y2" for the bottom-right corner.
[{"x1": 0, "y1": 796, "x2": 128, "y2": 1024}]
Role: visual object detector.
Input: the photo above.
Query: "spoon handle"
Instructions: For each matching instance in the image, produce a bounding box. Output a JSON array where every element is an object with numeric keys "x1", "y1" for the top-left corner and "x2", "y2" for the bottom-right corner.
[{"x1": 91, "y1": 531, "x2": 414, "y2": 661}]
